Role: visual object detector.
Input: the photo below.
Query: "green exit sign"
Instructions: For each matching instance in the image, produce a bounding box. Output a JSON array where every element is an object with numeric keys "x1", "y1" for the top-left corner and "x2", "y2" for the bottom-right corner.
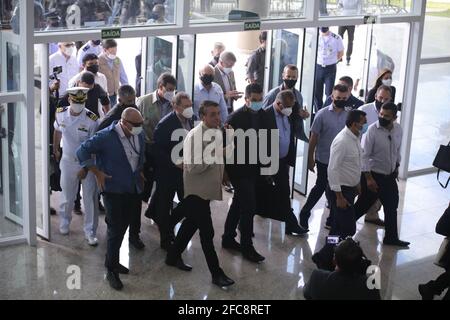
[
  {"x1": 244, "y1": 21, "x2": 261, "y2": 31},
  {"x1": 101, "y1": 28, "x2": 122, "y2": 39}
]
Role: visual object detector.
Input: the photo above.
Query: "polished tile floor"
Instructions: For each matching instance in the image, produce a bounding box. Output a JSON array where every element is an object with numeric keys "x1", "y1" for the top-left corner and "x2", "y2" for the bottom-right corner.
[{"x1": 0, "y1": 173, "x2": 449, "y2": 300}]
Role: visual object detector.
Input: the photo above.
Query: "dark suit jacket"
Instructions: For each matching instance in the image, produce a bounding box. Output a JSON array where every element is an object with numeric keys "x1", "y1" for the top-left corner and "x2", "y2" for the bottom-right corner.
[
  {"x1": 261, "y1": 105, "x2": 297, "y2": 167},
  {"x1": 214, "y1": 65, "x2": 237, "y2": 110},
  {"x1": 304, "y1": 269, "x2": 381, "y2": 300},
  {"x1": 225, "y1": 105, "x2": 263, "y2": 181},
  {"x1": 153, "y1": 111, "x2": 193, "y2": 182}
]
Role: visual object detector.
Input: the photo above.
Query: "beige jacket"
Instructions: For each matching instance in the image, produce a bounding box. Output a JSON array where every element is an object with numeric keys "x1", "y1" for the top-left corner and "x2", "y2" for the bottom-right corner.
[
  {"x1": 214, "y1": 65, "x2": 237, "y2": 109},
  {"x1": 183, "y1": 122, "x2": 224, "y2": 201},
  {"x1": 98, "y1": 53, "x2": 121, "y2": 96}
]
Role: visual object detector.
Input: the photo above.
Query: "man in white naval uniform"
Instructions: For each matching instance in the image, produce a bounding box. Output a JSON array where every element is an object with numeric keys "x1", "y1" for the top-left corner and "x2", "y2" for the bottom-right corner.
[{"x1": 53, "y1": 87, "x2": 100, "y2": 246}]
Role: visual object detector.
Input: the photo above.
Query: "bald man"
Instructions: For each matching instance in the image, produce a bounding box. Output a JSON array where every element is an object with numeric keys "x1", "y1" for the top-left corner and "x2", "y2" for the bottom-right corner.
[
  {"x1": 193, "y1": 64, "x2": 229, "y2": 125},
  {"x1": 77, "y1": 107, "x2": 146, "y2": 291}
]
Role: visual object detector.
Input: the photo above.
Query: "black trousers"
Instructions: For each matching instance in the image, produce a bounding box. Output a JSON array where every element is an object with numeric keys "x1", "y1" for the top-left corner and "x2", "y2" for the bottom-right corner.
[
  {"x1": 338, "y1": 25, "x2": 355, "y2": 60},
  {"x1": 432, "y1": 269, "x2": 450, "y2": 299},
  {"x1": 300, "y1": 161, "x2": 332, "y2": 223},
  {"x1": 103, "y1": 192, "x2": 141, "y2": 271},
  {"x1": 314, "y1": 63, "x2": 337, "y2": 111},
  {"x1": 168, "y1": 195, "x2": 222, "y2": 276},
  {"x1": 223, "y1": 177, "x2": 257, "y2": 248},
  {"x1": 354, "y1": 172, "x2": 399, "y2": 241},
  {"x1": 153, "y1": 172, "x2": 185, "y2": 244},
  {"x1": 274, "y1": 158, "x2": 301, "y2": 227},
  {"x1": 315, "y1": 186, "x2": 358, "y2": 270}
]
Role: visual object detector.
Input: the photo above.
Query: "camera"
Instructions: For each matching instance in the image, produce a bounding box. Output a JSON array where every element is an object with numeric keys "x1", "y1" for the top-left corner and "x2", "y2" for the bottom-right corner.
[
  {"x1": 326, "y1": 236, "x2": 340, "y2": 245},
  {"x1": 49, "y1": 66, "x2": 62, "y2": 81}
]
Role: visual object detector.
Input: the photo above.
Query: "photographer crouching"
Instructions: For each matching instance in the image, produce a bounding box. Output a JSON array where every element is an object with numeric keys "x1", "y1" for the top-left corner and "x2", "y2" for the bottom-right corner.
[{"x1": 304, "y1": 238, "x2": 381, "y2": 300}]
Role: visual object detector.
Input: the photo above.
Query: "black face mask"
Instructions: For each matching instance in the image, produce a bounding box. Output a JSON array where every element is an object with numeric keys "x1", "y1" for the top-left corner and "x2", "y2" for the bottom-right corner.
[
  {"x1": 92, "y1": 40, "x2": 101, "y2": 46},
  {"x1": 378, "y1": 117, "x2": 391, "y2": 128},
  {"x1": 375, "y1": 100, "x2": 384, "y2": 111},
  {"x1": 200, "y1": 74, "x2": 214, "y2": 86},
  {"x1": 284, "y1": 79, "x2": 297, "y2": 89},
  {"x1": 86, "y1": 64, "x2": 99, "y2": 74},
  {"x1": 50, "y1": 21, "x2": 59, "y2": 27},
  {"x1": 151, "y1": 12, "x2": 160, "y2": 20},
  {"x1": 334, "y1": 99, "x2": 347, "y2": 109}
]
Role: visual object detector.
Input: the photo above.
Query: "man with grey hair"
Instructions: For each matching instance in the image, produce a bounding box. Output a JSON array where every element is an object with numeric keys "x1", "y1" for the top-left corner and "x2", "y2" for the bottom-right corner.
[
  {"x1": 152, "y1": 92, "x2": 195, "y2": 250},
  {"x1": 209, "y1": 42, "x2": 226, "y2": 67},
  {"x1": 259, "y1": 90, "x2": 308, "y2": 235},
  {"x1": 214, "y1": 51, "x2": 243, "y2": 114}
]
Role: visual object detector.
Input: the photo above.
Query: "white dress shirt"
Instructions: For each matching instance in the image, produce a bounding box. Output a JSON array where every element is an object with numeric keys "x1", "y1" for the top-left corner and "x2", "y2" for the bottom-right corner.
[
  {"x1": 49, "y1": 51, "x2": 80, "y2": 96},
  {"x1": 362, "y1": 121, "x2": 402, "y2": 175},
  {"x1": 115, "y1": 123, "x2": 141, "y2": 172},
  {"x1": 328, "y1": 127, "x2": 362, "y2": 192},
  {"x1": 358, "y1": 102, "x2": 378, "y2": 126},
  {"x1": 68, "y1": 71, "x2": 108, "y2": 92}
]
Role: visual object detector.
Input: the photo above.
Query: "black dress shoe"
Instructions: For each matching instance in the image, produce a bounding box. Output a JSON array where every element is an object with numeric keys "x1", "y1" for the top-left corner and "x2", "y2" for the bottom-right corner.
[
  {"x1": 73, "y1": 207, "x2": 83, "y2": 215},
  {"x1": 418, "y1": 282, "x2": 435, "y2": 300},
  {"x1": 383, "y1": 239, "x2": 410, "y2": 247},
  {"x1": 365, "y1": 218, "x2": 385, "y2": 227},
  {"x1": 212, "y1": 273, "x2": 235, "y2": 287},
  {"x1": 106, "y1": 271, "x2": 123, "y2": 290},
  {"x1": 129, "y1": 237, "x2": 145, "y2": 250},
  {"x1": 165, "y1": 257, "x2": 192, "y2": 271},
  {"x1": 285, "y1": 224, "x2": 308, "y2": 236},
  {"x1": 242, "y1": 247, "x2": 265, "y2": 263},
  {"x1": 222, "y1": 239, "x2": 241, "y2": 251},
  {"x1": 114, "y1": 264, "x2": 129, "y2": 275}
]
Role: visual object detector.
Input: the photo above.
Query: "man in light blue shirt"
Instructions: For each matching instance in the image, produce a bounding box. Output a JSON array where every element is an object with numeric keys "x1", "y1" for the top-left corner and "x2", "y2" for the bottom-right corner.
[
  {"x1": 300, "y1": 84, "x2": 349, "y2": 231},
  {"x1": 193, "y1": 64, "x2": 228, "y2": 125}
]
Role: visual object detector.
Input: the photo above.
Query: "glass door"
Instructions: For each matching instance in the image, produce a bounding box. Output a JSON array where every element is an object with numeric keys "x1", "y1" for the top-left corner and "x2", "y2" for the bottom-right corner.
[
  {"x1": 293, "y1": 28, "x2": 318, "y2": 196},
  {"x1": 1, "y1": 32, "x2": 24, "y2": 236},
  {"x1": 143, "y1": 35, "x2": 178, "y2": 94}
]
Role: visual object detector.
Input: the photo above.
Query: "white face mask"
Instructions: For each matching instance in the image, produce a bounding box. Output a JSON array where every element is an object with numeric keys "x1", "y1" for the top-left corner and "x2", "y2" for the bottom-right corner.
[
  {"x1": 182, "y1": 107, "x2": 194, "y2": 119},
  {"x1": 281, "y1": 107, "x2": 293, "y2": 117},
  {"x1": 63, "y1": 46, "x2": 74, "y2": 56},
  {"x1": 222, "y1": 67, "x2": 233, "y2": 75},
  {"x1": 382, "y1": 79, "x2": 392, "y2": 86},
  {"x1": 107, "y1": 53, "x2": 116, "y2": 60},
  {"x1": 163, "y1": 90, "x2": 175, "y2": 102},
  {"x1": 131, "y1": 126, "x2": 143, "y2": 136},
  {"x1": 70, "y1": 103, "x2": 84, "y2": 114}
]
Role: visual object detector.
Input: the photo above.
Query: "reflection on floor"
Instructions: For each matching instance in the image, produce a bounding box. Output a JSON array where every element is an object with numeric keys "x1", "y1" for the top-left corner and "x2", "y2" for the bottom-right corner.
[{"x1": 0, "y1": 173, "x2": 449, "y2": 299}]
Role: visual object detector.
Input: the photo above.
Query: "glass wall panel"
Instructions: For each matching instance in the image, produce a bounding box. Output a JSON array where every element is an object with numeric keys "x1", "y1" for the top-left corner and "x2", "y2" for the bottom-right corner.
[
  {"x1": 421, "y1": 1, "x2": 450, "y2": 58},
  {"x1": 410, "y1": 63, "x2": 450, "y2": 172},
  {"x1": 1, "y1": 4, "x2": 21, "y2": 93},
  {"x1": 0, "y1": 102, "x2": 24, "y2": 239},
  {"x1": 28, "y1": 0, "x2": 176, "y2": 32},
  {"x1": 190, "y1": 0, "x2": 305, "y2": 24},
  {"x1": 320, "y1": 0, "x2": 412, "y2": 17}
]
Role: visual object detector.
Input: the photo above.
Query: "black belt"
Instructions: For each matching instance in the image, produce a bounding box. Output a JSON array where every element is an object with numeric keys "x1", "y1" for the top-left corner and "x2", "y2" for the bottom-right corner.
[{"x1": 317, "y1": 63, "x2": 337, "y2": 68}]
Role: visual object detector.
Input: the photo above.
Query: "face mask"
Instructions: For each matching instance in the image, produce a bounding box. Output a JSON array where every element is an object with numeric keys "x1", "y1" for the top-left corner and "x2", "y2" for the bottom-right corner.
[
  {"x1": 70, "y1": 103, "x2": 84, "y2": 114},
  {"x1": 222, "y1": 67, "x2": 233, "y2": 75},
  {"x1": 375, "y1": 100, "x2": 384, "y2": 111},
  {"x1": 92, "y1": 40, "x2": 101, "y2": 46},
  {"x1": 284, "y1": 79, "x2": 297, "y2": 89},
  {"x1": 378, "y1": 117, "x2": 391, "y2": 128},
  {"x1": 86, "y1": 64, "x2": 99, "y2": 74},
  {"x1": 200, "y1": 74, "x2": 214, "y2": 86},
  {"x1": 151, "y1": 12, "x2": 160, "y2": 20},
  {"x1": 250, "y1": 101, "x2": 263, "y2": 112},
  {"x1": 106, "y1": 53, "x2": 116, "y2": 60},
  {"x1": 320, "y1": 27, "x2": 329, "y2": 33},
  {"x1": 131, "y1": 126, "x2": 143, "y2": 136},
  {"x1": 382, "y1": 79, "x2": 392, "y2": 86},
  {"x1": 360, "y1": 123, "x2": 368, "y2": 135},
  {"x1": 63, "y1": 46, "x2": 74, "y2": 56},
  {"x1": 182, "y1": 107, "x2": 194, "y2": 119},
  {"x1": 50, "y1": 21, "x2": 59, "y2": 27},
  {"x1": 334, "y1": 99, "x2": 347, "y2": 109},
  {"x1": 163, "y1": 90, "x2": 175, "y2": 102},
  {"x1": 281, "y1": 107, "x2": 293, "y2": 117}
]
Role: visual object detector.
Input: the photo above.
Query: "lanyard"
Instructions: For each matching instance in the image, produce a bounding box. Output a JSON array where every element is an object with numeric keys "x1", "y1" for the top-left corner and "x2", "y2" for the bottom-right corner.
[{"x1": 126, "y1": 135, "x2": 140, "y2": 156}]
